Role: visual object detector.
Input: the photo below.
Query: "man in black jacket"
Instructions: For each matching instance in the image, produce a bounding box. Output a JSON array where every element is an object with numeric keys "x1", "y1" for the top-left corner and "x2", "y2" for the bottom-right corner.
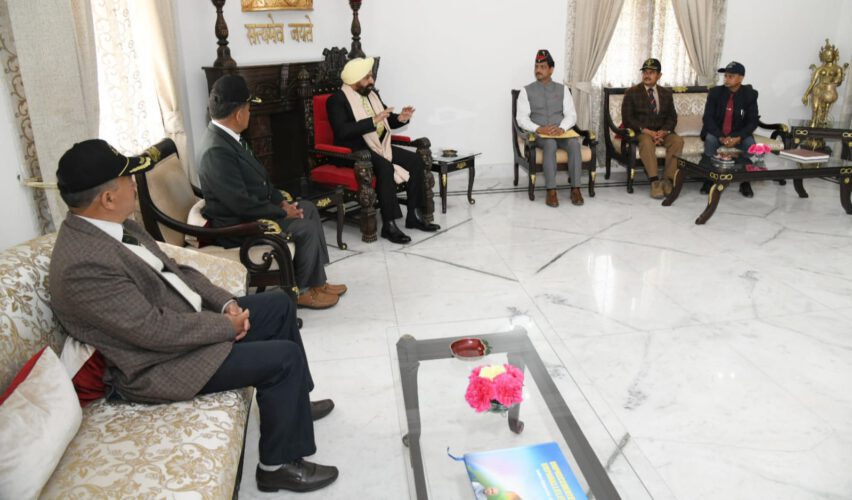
[
  {"x1": 326, "y1": 57, "x2": 439, "y2": 244},
  {"x1": 701, "y1": 61, "x2": 759, "y2": 197},
  {"x1": 198, "y1": 75, "x2": 345, "y2": 309}
]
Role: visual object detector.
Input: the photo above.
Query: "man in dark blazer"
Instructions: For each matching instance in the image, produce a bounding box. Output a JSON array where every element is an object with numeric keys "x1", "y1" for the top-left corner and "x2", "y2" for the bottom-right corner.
[
  {"x1": 198, "y1": 75, "x2": 345, "y2": 309},
  {"x1": 326, "y1": 57, "x2": 440, "y2": 244},
  {"x1": 49, "y1": 139, "x2": 338, "y2": 493},
  {"x1": 621, "y1": 58, "x2": 684, "y2": 199},
  {"x1": 701, "y1": 61, "x2": 759, "y2": 197}
]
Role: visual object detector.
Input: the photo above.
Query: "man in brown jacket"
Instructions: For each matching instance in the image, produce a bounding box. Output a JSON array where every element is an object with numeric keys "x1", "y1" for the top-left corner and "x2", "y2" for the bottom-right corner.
[
  {"x1": 49, "y1": 139, "x2": 338, "y2": 493},
  {"x1": 621, "y1": 58, "x2": 684, "y2": 199}
]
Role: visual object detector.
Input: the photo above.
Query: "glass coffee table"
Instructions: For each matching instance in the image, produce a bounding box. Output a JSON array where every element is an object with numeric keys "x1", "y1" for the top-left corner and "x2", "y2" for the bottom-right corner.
[
  {"x1": 389, "y1": 319, "x2": 660, "y2": 500},
  {"x1": 665, "y1": 152, "x2": 852, "y2": 224}
]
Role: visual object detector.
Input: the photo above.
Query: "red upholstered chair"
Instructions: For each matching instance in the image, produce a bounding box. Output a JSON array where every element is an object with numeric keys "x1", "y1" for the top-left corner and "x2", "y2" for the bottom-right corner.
[{"x1": 297, "y1": 47, "x2": 435, "y2": 243}]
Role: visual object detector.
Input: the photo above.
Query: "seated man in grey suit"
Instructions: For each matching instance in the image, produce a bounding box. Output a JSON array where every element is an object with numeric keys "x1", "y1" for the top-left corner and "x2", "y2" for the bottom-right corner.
[
  {"x1": 198, "y1": 75, "x2": 345, "y2": 309},
  {"x1": 49, "y1": 139, "x2": 338, "y2": 493}
]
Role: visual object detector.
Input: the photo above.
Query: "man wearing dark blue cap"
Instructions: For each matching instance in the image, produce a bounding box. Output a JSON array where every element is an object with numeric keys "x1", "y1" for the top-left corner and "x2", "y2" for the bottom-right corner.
[
  {"x1": 701, "y1": 61, "x2": 759, "y2": 197},
  {"x1": 198, "y1": 75, "x2": 346, "y2": 309}
]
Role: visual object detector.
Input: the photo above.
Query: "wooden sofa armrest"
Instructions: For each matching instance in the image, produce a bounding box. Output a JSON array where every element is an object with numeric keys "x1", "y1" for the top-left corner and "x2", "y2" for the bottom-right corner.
[
  {"x1": 607, "y1": 121, "x2": 637, "y2": 142},
  {"x1": 758, "y1": 120, "x2": 791, "y2": 142}
]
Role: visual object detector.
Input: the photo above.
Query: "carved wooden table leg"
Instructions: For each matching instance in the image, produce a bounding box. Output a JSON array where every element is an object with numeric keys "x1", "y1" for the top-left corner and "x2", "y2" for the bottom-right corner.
[
  {"x1": 662, "y1": 160, "x2": 685, "y2": 206},
  {"x1": 439, "y1": 164, "x2": 447, "y2": 214},
  {"x1": 696, "y1": 174, "x2": 731, "y2": 224},
  {"x1": 467, "y1": 162, "x2": 476, "y2": 205},
  {"x1": 793, "y1": 178, "x2": 809, "y2": 198},
  {"x1": 840, "y1": 169, "x2": 852, "y2": 214}
]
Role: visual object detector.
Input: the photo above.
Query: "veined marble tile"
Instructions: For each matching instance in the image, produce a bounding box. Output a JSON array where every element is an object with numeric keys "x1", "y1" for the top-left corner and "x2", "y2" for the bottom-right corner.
[{"x1": 564, "y1": 323, "x2": 835, "y2": 450}]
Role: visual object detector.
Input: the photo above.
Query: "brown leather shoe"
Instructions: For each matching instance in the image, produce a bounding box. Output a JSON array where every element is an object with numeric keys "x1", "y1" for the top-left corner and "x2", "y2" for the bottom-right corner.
[
  {"x1": 570, "y1": 187, "x2": 584, "y2": 206},
  {"x1": 546, "y1": 189, "x2": 559, "y2": 207},
  {"x1": 297, "y1": 288, "x2": 339, "y2": 309},
  {"x1": 319, "y1": 283, "x2": 347, "y2": 296},
  {"x1": 661, "y1": 179, "x2": 673, "y2": 196},
  {"x1": 649, "y1": 180, "x2": 664, "y2": 199}
]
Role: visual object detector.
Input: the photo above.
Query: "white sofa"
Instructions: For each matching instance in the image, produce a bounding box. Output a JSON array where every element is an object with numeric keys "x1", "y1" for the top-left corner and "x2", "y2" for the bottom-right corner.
[{"x1": 0, "y1": 233, "x2": 253, "y2": 498}]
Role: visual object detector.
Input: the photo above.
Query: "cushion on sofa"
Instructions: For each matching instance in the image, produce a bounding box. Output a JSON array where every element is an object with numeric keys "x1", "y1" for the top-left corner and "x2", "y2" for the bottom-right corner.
[
  {"x1": 60, "y1": 337, "x2": 107, "y2": 407},
  {"x1": 0, "y1": 347, "x2": 82, "y2": 499}
]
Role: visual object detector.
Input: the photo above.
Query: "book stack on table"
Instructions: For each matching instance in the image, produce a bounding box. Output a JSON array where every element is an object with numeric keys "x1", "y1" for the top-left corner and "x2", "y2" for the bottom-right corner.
[{"x1": 779, "y1": 148, "x2": 830, "y2": 162}]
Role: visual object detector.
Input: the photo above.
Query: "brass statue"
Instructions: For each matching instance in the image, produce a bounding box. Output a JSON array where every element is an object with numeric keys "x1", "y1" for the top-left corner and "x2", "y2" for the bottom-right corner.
[{"x1": 802, "y1": 39, "x2": 848, "y2": 128}]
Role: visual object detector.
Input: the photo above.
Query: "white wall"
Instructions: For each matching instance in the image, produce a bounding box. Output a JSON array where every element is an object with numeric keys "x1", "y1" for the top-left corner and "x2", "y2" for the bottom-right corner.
[
  {"x1": 174, "y1": 0, "x2": 568, "y2": 167},
  {"x1": 720, "y1": 0, "x2": 851, "y2": 127},
  {"x1": 173, "y1": 0, "x2": 351, "y2": 175},
  {"x1": 0, "y1": 84, "x2": 41, "y2": 250}
]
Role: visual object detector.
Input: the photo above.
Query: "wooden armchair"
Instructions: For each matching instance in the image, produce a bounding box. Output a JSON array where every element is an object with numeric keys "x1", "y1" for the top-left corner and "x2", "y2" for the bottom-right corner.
[
  {"x1": 511, "y1": 89, "x2": 598, "y2": 201},
  {"x1": 297, "y1": 47, "x2": 435, "y2": 243},
  {"x1": 134, "y1": 138, "x2": 299, "y2": 301}
]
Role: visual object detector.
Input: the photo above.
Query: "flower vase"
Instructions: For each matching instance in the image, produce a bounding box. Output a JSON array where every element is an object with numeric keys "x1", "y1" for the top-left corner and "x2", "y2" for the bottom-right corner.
[
  {"x1": 753, "y1": 154, "x2": 765, "y2": 166},
  {"x1": 488, "y1": 400, "x2": 511, "y2": 415}
]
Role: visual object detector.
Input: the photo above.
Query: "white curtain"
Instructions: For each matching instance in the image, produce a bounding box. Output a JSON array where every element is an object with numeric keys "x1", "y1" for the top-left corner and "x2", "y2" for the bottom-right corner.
[
  {"x1": 92, "y1": 0, "x2": 166, "y2": 155},
  {"x1": 671, "y1": 0, "x2": 727, "y2": 86},
  {"x1": 4, "y1": 0, "x2": 100, "y2": 229},
  {"x1": 568, "y1": 0, "x2": 625, "y2": 131}
]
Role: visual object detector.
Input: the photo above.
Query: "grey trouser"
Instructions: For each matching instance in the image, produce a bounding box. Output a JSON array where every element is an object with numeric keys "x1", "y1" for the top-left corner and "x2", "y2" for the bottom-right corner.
[
  {"x1": 278, "y1": 200, "x2": 329, "y2": 288},
  {"x1": 535, "y1": 136, "x2": 582, "y2": 189}
]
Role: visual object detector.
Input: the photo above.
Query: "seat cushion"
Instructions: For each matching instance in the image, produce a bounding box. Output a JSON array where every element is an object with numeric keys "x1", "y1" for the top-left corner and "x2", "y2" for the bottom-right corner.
[
  {"x1": 517, "y1": 137, "x2": 592, "y2": 164},
  {"x1": 310, "y1": 164, "x2": 376, "y2": 192},
  {"x1": 40, "y1": 388, "x2": 252, "y2": 499}
]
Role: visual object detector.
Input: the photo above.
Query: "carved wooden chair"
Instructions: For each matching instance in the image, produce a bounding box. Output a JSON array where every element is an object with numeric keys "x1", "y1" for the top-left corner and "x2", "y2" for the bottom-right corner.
[
  {"x1": 511, "y1": 89, "x2": 598, "y2": 201},
  {"x1": 134, "y1": 138, "x2": 299, "y2": 301},
  {"x1": 297, "y1": 47, "x2": 435, "y2": 243}
]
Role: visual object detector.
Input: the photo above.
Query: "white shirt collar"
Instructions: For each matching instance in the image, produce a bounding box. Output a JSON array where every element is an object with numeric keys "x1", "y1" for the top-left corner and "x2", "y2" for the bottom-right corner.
[
  {"x1": 211, "y1": 120, "x2": 243, "y2": 144},
  {"x1": 75, "y1": 214, "x2": 124, "y2": 243}
]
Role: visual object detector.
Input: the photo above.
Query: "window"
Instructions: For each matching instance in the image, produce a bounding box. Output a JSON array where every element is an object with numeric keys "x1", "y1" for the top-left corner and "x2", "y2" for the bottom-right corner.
[
  {"x1": 593, "y1": 0, "x2": 697, "y2": 87},
  {"x1": 92, "y1": 0, "x2": 165, "y2": 154}
]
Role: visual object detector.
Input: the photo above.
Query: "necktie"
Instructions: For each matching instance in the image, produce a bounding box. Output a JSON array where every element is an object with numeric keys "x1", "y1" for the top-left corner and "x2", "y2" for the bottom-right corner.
[
  {"x1": 239, "y1": 137, "x2": 255, "y2": 157},
  {"x1": 361, "y1": 95, "x2": 385, "y2": 138},
  {"x1": 647, "y1": 87, "x2": 657, "y2": 114},
  {"x1": 722, "y1": 93, "x2": 734, "y2": 136},
  {"x1": 121, "y1": 231, "x2": 140, "y2": 246}
]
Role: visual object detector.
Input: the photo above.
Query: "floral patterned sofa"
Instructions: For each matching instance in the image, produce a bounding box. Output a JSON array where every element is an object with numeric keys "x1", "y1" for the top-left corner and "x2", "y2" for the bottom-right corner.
[
  {"x1": 602, "y1": 85, "x2": 790, "y2": 192},
  {"x1": 0, "y1": 233, "x2": 253, "y2": 498}
]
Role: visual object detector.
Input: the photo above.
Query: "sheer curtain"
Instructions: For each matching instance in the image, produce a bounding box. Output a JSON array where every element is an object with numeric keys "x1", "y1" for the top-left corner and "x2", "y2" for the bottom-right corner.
[
  {"x1": 92, "y1": 0, "x2": 166, "y2": 155},
  {"x1": 594, "y1": 0, "x2": 697, "y2": 88}
]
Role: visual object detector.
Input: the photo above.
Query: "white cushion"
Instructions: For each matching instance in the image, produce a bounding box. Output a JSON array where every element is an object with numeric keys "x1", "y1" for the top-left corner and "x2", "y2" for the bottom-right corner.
[
  {"x1": 185, "y1": 199, "x2": 208, "y2": 248},
  {"x1": 675, "y1": 115, "x2": 703, "y2": 136},
  {"x1": 0, "y1": 348, "x2": 82, "y2": 499}
]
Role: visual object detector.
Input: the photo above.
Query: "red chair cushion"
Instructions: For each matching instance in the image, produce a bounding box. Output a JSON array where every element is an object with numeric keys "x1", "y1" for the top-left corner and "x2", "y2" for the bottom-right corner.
[
  {"x1": 315, "y1": 143, "x2": 352, "y2": 155},
  {"x1": 313, "y1": 94, "x2": 334, "y2": 146},
  {"x1": 310, "y1": 164, "x2": 376, "y2": 192}
]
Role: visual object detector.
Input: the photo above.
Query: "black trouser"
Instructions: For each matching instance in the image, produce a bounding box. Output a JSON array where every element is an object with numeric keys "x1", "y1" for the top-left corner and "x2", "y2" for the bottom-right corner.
[
  {"x1": 369, "y1": 146, "x2": 425, "y2": 222},
  {"x1": 199, "y1": 290, "x2": 315, "y2": 465}
]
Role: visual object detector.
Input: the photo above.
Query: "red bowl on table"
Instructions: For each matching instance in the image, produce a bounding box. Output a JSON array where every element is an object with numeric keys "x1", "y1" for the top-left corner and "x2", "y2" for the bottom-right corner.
[{"x1": 450, "y1": 338, "x2": 491, "y2": 361}]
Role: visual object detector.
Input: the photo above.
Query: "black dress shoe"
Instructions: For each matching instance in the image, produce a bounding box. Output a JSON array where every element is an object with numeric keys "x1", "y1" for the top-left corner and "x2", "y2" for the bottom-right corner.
[
  {"x1": 739, "y1": 182, "x2": 754, "y2": 198},
  {"x1": 256, "y1": 460, "x2": 339, "y2": 493},
  {"x1": 311, "y1": 399, "x2": 334, "y2": 421},
  {"x1": 405, "y1": 218, "x2": 440, "y2": 232},
  {"x1": 700, "y1": 180, "x2": 712, "y2": 194},
  {"x1": 380, "y1": 221, "x2": 411, "y2": 244}
]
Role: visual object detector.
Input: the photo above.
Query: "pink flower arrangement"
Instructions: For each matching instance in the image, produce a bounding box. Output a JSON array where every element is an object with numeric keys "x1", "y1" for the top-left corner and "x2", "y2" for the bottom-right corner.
[
  {"x1": 464, "y1": 363, "x2": 524, "y2": 413},
  {"x1": 747, "y1": 143, "x2": 772, "y2": 155}
]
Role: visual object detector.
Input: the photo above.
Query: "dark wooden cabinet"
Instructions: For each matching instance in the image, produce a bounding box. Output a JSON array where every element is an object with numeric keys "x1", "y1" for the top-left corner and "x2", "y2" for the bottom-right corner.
[{"x1": 203, "y1": 61, "x2": 322, "y2": 195}]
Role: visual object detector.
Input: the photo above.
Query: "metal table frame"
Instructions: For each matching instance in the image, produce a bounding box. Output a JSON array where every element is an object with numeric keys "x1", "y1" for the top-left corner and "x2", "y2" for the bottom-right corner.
[{"x1": 396, "y1": 329, "x2": 620, "y2": 500}]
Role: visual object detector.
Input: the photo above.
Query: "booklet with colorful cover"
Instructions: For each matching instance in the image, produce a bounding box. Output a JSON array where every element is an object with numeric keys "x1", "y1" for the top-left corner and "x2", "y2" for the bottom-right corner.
[{"x1": 457, "y1": 441, "x2": 588, "y2": 500}]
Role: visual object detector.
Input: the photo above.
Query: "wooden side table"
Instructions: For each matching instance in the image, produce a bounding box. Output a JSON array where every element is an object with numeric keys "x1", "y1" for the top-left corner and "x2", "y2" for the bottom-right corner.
[
  {"x1": 789, "y1": 119, "x2": 852, "y2": 160},
  {"x1": 431, "y1": 150, "x2": 480, "y2": 213}
]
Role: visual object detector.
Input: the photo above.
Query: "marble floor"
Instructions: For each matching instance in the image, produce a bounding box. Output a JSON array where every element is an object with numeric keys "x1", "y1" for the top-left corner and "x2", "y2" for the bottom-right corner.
[{"x1": 239, "y1": 163, "x2": 852, "y2": 500}]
